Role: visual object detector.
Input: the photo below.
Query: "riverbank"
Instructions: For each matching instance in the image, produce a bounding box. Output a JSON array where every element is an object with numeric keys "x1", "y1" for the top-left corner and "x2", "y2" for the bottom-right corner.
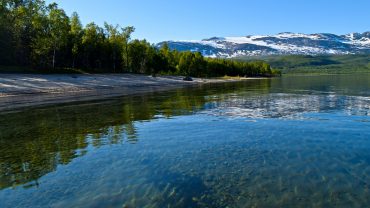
[{"x1": 0, "y1": 73, "x2": 259, "y2": 112}]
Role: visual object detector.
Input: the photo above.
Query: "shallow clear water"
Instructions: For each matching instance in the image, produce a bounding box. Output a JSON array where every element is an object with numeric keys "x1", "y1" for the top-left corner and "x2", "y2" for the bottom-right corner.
[{"x1": 0, "y1": 74, "x2": 369, "y2": 207}]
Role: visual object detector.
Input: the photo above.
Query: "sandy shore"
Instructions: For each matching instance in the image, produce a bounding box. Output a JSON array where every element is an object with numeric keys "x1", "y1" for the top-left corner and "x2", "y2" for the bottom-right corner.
[{"x1": 0, "y1": 73, "x2": 250, "y2": 111}]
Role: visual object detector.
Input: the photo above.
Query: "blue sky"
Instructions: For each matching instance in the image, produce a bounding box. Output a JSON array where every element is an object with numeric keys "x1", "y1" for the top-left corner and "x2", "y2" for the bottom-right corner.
[{"x1": 47, "y1": 0, "x2": 370, "y2": 43}]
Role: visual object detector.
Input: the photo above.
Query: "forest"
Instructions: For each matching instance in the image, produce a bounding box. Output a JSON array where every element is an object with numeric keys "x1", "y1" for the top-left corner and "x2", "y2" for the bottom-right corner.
[
  {"x1": 0, "y1": 0, "x2": 279, "y2": 77},
  {"x1": 238, "y1": 54, "x2": 370, "y2": 74}
]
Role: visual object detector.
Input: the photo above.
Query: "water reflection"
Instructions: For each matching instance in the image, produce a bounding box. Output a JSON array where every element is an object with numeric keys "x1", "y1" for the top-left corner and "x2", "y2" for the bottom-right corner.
[
  {"x1": 0, "y1": 80, "x2": 270, "y2": 190},
  {"x1": 204, "y1": 93, "x2": 370, "y2": 119},
  {"x1": 0, "y1": 75, "x2": 369, "y2": 207}
]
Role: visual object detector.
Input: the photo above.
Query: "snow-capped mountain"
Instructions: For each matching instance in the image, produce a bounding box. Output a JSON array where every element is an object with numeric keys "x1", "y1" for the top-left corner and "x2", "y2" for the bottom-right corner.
[{"x1": 157, "y1": 32, "x2": 370, "y2": 58}]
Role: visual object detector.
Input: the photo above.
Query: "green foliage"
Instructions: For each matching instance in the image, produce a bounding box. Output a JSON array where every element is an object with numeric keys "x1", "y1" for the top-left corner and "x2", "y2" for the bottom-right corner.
[
  {"x1": 0, "y1": 0, "x2": 14, "y2": 64},
  {"x1": 32, "y1": 3, "x2": 70, "y2": 68},
  {"x1": 70, "y1": 12, "x2": 83, "y2": 68},
  {"x1": 0, "y1": 0, "x2": 277, "y2": 77},
  {"x1": 238, "y1": 55, "x2": 370, "y2": 74},
  {"x1": 205, "y1": 58, "x2": 273, "y2": 77},
  {"x1": 120, "y1": 26, "x2": 135, "y2": 71},
  {"x1": 128, "y1": 39, "x2": 150, "y2": 73},
  {"x1": 146, "y1": 46, "x2": 168, "y2": 76},
  {"x1": 178, "y1": 51, "x2": 193, "y2": 75}
]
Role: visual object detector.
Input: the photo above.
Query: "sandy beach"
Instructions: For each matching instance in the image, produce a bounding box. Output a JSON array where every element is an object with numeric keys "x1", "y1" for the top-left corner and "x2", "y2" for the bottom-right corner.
[{"x1": 0, "y1": 73, "x2": 249, "y2": 111}]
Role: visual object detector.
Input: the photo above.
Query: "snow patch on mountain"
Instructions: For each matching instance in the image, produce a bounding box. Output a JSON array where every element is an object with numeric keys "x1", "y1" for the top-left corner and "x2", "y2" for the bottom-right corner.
[{"x1": 159, "y1": 32, "x2": 370, "y2": 58}]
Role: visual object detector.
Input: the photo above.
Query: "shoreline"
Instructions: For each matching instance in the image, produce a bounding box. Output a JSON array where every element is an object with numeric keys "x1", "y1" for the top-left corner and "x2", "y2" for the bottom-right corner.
[{"x1": 0, "y1": 73, "x2": 263, "y2": 112}]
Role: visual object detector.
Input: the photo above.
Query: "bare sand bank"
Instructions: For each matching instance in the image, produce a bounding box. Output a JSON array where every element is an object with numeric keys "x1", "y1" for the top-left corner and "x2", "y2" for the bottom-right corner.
[{"x1": 0, "y1": 73, "x2": 255, "y2": 111}]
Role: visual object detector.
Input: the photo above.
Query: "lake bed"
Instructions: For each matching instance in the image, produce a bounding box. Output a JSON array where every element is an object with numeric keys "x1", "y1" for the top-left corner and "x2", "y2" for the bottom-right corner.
[{"x1": 0, "y1": 74, "x2": 369, "y2": 207}]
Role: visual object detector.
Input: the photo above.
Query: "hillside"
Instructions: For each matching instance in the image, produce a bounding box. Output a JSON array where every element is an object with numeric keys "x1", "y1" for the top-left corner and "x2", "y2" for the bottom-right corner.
[
  {"x1": 158, "y1": 32, "x2": 370, "y2": 58},
  {"x1": 237, "y1": 54, "x2": 370, "y2": 74}
]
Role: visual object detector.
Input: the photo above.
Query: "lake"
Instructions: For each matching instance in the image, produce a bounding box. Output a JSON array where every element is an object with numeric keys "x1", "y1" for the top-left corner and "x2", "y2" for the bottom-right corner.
[{"x1": 0, "y1": 74, "x2": 369, "y2": 207}]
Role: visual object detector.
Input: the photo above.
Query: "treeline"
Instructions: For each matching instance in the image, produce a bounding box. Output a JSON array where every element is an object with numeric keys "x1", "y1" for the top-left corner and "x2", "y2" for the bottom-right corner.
[{"x1": 0, "y1": 0, "x2": 279, "y2": 76}]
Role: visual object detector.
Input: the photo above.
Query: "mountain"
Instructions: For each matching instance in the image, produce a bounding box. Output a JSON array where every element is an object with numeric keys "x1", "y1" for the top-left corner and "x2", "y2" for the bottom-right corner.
[{"x1": 157, "y1": 32, "x2": 370, "y2": 58}]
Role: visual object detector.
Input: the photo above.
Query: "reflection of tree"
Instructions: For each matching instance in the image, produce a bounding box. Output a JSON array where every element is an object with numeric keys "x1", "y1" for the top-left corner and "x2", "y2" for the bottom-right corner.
[
  {"x1": 0, "y1": 80, "x2": 271, "y2": 189},
  {"x1": 124, "y1": 123, "x2": 138, "y2": 144}
]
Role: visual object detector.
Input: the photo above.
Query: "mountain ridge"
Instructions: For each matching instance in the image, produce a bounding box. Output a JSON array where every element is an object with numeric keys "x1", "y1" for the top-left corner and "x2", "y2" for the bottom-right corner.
[{"x1": 157, "y1": 31, "x2": 370, "y2": 58}]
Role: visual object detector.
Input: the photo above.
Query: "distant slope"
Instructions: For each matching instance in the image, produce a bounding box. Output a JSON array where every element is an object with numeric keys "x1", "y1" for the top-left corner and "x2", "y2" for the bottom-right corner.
[
  {"x1": 237, "y1": 55, "x2": 370, "y2": 74},
  {"x1": 157, "y1": 32, "x2": 370, "y2": 58}
]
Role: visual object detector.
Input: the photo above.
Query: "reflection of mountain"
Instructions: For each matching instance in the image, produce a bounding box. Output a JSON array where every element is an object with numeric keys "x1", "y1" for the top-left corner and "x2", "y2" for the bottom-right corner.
[
  {"x1": 203, "y1": 93, "x2": 370, "y2": 119},
  {"x1": 1, "y1": 75, "x2": 369, "y2": 190},
  {"x1": 204, "y1": 75, "x2": 370, "y2": 119},
  {"x1": 0, "y1": 80, "x2": 270, "y2": 190}
]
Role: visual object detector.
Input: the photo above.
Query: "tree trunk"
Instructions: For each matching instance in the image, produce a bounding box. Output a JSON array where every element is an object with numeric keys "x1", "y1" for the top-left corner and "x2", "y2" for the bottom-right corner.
[
  {"x1": 125, "y1": 43, "x2": 129, "y2": 72},
  {"x1": 52, "y1": 43, "x2": 56, "y2": 69},
  {"x1": 113, "y1": 51, "x2": 116, "y2": 73}
]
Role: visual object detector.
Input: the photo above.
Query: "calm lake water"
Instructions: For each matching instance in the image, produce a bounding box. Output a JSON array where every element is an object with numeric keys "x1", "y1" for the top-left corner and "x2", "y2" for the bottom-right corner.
[{"x1": 0, "y1": 74, "x2": 369, "y2": 207}]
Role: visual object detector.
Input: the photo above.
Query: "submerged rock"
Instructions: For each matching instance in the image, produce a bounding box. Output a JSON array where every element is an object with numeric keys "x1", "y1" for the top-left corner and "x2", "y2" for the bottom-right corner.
[{"x1": 183, "y1": 76, "x2": 193, "y2": 81}]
